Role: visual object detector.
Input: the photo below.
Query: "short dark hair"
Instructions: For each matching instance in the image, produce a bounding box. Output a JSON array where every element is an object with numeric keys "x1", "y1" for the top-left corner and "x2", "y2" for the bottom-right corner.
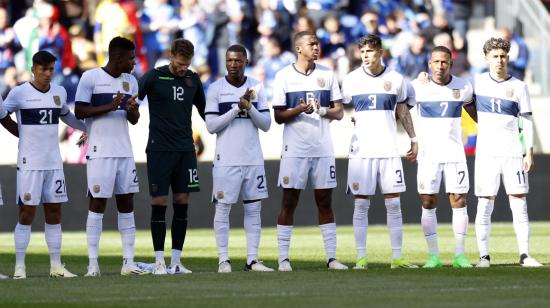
[
  {"x1": 294, "y1": 31, "x2": 316, "y2": 47},
  {"x1": 226, "y1": 44, "x2": 247, "y2": 58},
  {"x1": 32, "y1": 50, "x2": 57, "y2": 66},
  {"x1": 108, "y1": 36, "x2": 135, "y2": 57},
  {"x1": 483, "y1": 37, "x2": 510, "y2": 55},
  {"x1": 171, "y1": 39, "x2": 194, "y2": 59},
  {"x1": 431, "y1": 45, "x2": 452, "y2": 58},
  {"x1": 358, "y1": 34, "x2": 382, "y2": 49}
]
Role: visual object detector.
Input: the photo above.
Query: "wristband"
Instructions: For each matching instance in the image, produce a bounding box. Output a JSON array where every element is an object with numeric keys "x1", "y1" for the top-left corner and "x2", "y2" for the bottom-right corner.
[
  {"x1": 317, "y1": 107, "x2": 328, "y2": 117},
  {"x1": 410, "y1": 137, "x2": 418, "y2": 143}
]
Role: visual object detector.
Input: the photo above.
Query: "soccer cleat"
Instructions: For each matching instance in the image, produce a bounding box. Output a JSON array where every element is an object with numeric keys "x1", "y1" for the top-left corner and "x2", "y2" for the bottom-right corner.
[
  {"x1": 391, "y1": 257, "x2": 419, "y2": 269},
  {"x1": 327, "y1": 258, "x2": 348, "y2": 270},
  {"x1": 50, "y1": 264, "x2": 77, "y2": 278},
  {"x1": 452, "y1": 254, "x2": 473, "y2": 268},
  {"x1": 152, "y1": 261, "x2": 167, "y2": 275},
  {"x1": 278, "y1": 259, "x2": 292, "y2": 272},
  {"x1": 121, "y1": 262, "x2": 151, "y2": 276},
  {"x1": 422, "y1": 255, "x2": 442, "y2": 269},
  {"x1": 13, "y1": 264, "x2": 26, "y2": 279},
  {"x1": 167, "y1": 263, "x2": 192, "y2": 274},
  {"x1": 84, "y1": 265, "x2": 101, "y2": 277},
  {"x1": 353, "y1": 257, "x2": 368, "y2": 270},
  {"x1": 476, "y1": 255, "x2": 491, "y2": 268},
  {"x1": 218, "y1": 260, "x2": 232, "y2": 273},
  {"x1": 244, "y1": 260, "x2": 275, "y2": 272},
  {"x1": 520, "y1": 254, "x2": 543, "y2": 267},
  {"x1": 0, "y1": 273, "x2": 8, "y2": 279}
]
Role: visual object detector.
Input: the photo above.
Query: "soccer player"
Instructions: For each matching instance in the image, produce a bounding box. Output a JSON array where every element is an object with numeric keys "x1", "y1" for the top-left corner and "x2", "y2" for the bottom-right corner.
[
  {"x1": 341, "y1": 34, "x2": 418, "y2": 270},
  {"x1": 138, "y1": 39, "x2": 205, "y2": 275},
  {"x1": 205, "y1": 45, "x2": 274, "y2": 273},
  {"x1": 473, "y1": 38, "x2": 542, "y2": 267},
  {"x1": 75, "y1": 37, "x2": 148, "y2": 276},
  {"x1": 0, "y1": 50, "x2": 85, "y2": 279},
  {"x1": 273, "y1": 31, "x2": 348, "y2": 271},
  {"x1": 409, "y1": 46, "x2": 476, "y2": 268}
]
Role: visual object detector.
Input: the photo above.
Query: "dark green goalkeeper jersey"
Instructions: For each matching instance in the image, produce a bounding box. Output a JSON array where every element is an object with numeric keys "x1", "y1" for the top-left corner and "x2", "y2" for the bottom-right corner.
[{"x1": 138, "y1": 65, "x2": 206, "y2": 152}]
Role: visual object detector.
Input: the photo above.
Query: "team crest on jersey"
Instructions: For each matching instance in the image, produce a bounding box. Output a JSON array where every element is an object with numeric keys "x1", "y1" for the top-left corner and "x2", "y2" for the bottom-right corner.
[
  {"x1": 506, "y1": 88, "x2": 514, "y2": 98},
  {"x1": 184, "y1": 77, "x2": 194, "y2": 87},
  {"x1": 283, "y1": 176, "x2": 289, "y2": 185},
  {"x1": 452, "y1": 89, "x2": 460, "y2": 99},
  {"x1": 122, "y1": 81, "x2": 130, "y2": 92},
  {"x1": 93, "y1": 185, "x2": 100, "y2": 194},
  {"x1": 419, "y1": 182, "x2": 425, "y2": 190},
  {"x1": 352, "y1": 182, "x2": 359, "y2": 191},
  {"x1": 383, "y1": 81, "x2": 392, "y2": 91},
  {"x1": 53, "y1": 95, "x2": 61, "y2": 105},
  {"x1": 23, "y1": 193, "x2": 31, "y2": 201},
  {"x1": 216, "y1": 191, "x2": 224, "y2": 199},
  {"x1": 317, "y1": 78, "x2": 326, "y2": 88}
]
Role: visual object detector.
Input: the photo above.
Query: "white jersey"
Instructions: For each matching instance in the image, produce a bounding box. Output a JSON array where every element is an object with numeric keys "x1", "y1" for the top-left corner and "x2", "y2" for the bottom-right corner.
[
  {"x1": 272, "y1": 63, "x2": 342, "y2": 158},
  {"x1": 3, "y1": 82, "x2": 69, "y2": 171},
  {"x1": 0, "y1": 97, "x2": 6, "y2": 118},
  {"x1": 75, "y1": 68, "x2": 138, "y2": 158},
  {"x1": 409, "y1": 76, "x2": 473, "y2": 163},
  {"x1": 473, "y1": 73, "x2": 531, "y2": 157},
  {"x1": 342, "y1": 66, "x2": 408, "y2": 158},
  {"x1": 205, "y1": 76, "x2": 269, "y2": 166}
]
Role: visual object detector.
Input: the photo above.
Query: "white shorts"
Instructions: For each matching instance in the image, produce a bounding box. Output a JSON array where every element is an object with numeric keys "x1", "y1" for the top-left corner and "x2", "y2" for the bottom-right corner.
[
  {"x1": 475, "y1": 156, "x2": 528, "y2": 196},
  {"x1": 347, "y1": 157, "x2": 406, "y2": 195},
  {"x1": 278, "y1": 157, "x2": 337, "y2": 190},
  {"x1": 16, "y1": 169, "x2": 68, "y2": 205},
  {"x1": 212, "y1": 165, "x2": 268, "y2": 204},
  {"x1": 87, "y1": 157, "x2": 140, "y2": 198},
  {"x1": 417, "y1": 161, "x2": 469, "y2": 194}
]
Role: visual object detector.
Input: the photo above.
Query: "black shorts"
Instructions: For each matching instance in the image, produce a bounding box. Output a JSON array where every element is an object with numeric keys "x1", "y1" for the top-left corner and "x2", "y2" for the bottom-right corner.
[{"x1": 146, "y1": 151, "x2": 200, "y2": 197}]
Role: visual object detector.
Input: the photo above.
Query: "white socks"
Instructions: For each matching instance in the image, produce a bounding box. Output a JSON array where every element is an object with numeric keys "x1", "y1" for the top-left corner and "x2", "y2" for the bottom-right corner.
[
  {"x1": 244, "y1": 201, "x2": 262, "y2": 264},
  {"x1": 385, "y1": 197, "x2": 403, "y2": 259},
  {"x1": 452, "y1": 207, "x2": 469, "y2": 256},
  {"x1": 118, "y1": 212, "x2": 136, "y2": 264},
  {"x1": 353, "y1": 198, "x2": 370, "y2": 259},
  {"x1": 44, "y1": 223, "x2": 62, "y2": 267},
  {"x1": 421, "y1": 207, "x2": 439, "y2": 256},
  {"x1": 171, "y1": 249, "x2": 182, "y2": 266},
  {"x1": 86, "y1": 211, "x2": 103, "y2": 267},
  {"x1": 319, "y1": 223, "x2": 337, "y2": 261},
  {"x1": 475, "y1": 198, "x2": 494, "y2": 257},
  {"x1": 510, "y1": 196, "x2": 529, "y2": 255},
  {"x1": 214, "y1": 202, "x2": 231, "y2": 263},
  {"x1": 277, "y1": 224, "x2": 293, "y2": 263},
  {"x1": 14, "y1": 223, "x2": 31, "y2": 266}
]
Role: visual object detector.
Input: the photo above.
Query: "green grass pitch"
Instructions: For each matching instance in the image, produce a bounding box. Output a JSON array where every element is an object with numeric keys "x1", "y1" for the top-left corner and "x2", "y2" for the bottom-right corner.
[{"x1": 1, "y1": 222, "x2": 550, "y2": 307}]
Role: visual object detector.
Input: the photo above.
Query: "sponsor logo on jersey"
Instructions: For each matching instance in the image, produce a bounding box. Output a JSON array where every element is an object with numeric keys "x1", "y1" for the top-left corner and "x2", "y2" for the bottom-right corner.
[
  {"x1": 506, "y1": 88, "x2": 514, "y2": 98},
  {"x1": 216, "y1": 191, "x2": 224, "y2": 199},
  {"x1": 158, "y1": 76, "x2": 174, "y2": 80},
  {"x1": 352, "y1": 182, "x2": 359, "y2": 191},
  {"x1": 53, "y1": 95, "x2": 61, "y2": 105},
  {"x1": 317, "y1": 78, "x2": 326, "y2": 88},
  {"x1": 93, "y1": 185, "x2": 100, "y2": 193},
  {"x1": 419, "y1": 182, "x2": 425, "y2": 190},
  {"x1": 122, "y1": 81, "x2": 130, "y2": 92},
  {"x1": 24, "y1": 193, "x2": 31, "y2": 201},
  {"x1": 452, "y1": 89, "x2": 460, "y2": 99},
  {"x1": 384, "y1": 81, "x2": 392, "y2": 91},
  {"x1": 283, "y1": 176, "x2": 289, "y2": 185}
]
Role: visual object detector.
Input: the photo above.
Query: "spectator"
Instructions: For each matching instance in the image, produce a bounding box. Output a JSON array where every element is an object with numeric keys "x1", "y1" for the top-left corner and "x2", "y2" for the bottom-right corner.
[
  {"x1": 0, "y1": 7, "x2": 15, "y2": 71},
  {"x1": 394, "y1": 34, "x2": 429, "y2": 81},
  {"x1": 497, "y1": 27, "x2": 529, "y2": 81}
]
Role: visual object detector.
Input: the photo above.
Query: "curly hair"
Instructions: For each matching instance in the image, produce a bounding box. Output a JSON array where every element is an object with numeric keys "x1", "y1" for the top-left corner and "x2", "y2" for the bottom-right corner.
[{"x1": 483, "y1": 37, "x2": 510, "y2": 55}]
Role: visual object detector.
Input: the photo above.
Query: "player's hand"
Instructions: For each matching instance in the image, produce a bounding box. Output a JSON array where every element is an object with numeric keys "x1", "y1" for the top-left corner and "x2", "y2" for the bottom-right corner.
[
  {"x1": 298, "y1": 98, "x2": 314, "y2": 114},
  {"x1": 524, "y1": 150, "x2": 534, "y2": 172},
  {"x1": 314, "y1": 98, "x2": 327, "y2": 116},
  {"x1": 406, "y1": 141, "x2": 418, "y2": 162},
  {"x1": 125, "y1": 95, "x2": 139, "y2": 112},
  {"x1": 111, "y1": 91, "x2": 124, "y2": 111},
  {"x1": 238, "y1": 88, "x2": 253, "y2": 110},
  {"x1": 76, "y1": 132, "x2": 88, "y2": 147},
  {"x1": 417, "y1": 71, "x2": 429, "y2": 83},
  {"x1": 351, "y1": 116, "x2": 356, "y2": 126}
]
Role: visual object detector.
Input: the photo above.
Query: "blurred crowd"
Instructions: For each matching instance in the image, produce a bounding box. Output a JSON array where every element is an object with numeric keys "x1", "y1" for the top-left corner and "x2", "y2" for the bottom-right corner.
[{"x1": 0, "y1": 0, "x2": 530, "y2": 103}]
